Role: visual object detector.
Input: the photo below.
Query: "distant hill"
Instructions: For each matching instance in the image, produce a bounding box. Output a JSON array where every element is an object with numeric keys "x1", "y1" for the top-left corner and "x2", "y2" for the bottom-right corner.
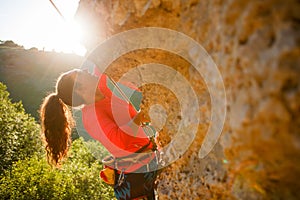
[{"x1": 0, "y1": 41, "x2": 84, "y2": 119}]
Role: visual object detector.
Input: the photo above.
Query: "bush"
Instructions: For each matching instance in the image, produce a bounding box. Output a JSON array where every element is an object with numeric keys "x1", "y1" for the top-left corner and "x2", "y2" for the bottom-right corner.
[
  {"x1": 0, "y1": 40, "x2": 23, "y2": 48},
  {"x1": 0, "y1": 83, "x2": 114, "y2": 199},
  {"x1": 0, "y1": 82, "x2": 42, "y2": 174},
  {"x1": 0, "y1": 138, "x2": 115, "y2": 200}
]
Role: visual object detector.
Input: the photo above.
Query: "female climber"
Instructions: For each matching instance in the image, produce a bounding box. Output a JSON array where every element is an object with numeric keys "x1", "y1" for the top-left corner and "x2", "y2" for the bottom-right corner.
[{"x1": 40, "y1": 68, "x2": 159, "y2": 200}]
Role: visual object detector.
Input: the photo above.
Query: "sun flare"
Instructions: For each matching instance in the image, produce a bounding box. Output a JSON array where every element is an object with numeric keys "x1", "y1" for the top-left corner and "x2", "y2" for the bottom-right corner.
[
  {"x1": 41, "y1": 0, "x2": 86, "y2": 56},
  {"x1": 0, "y1": 0, "x2": 86, "y2": 56},
  {"x1": 44, "y1": 19, "x2": 86, "y2": 56}
]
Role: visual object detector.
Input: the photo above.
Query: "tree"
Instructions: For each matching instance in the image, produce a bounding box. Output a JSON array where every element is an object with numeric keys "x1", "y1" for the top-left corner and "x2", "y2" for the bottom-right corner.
[
  {"x1": 0, "y1": 82, "x2": 114, "y2": 199},
  {"x1": 0, "y1": 82, "x2": 43, "y2": 174},
  {"x1": 0, "y1": 139, "x2": 115, "y2": 200}
]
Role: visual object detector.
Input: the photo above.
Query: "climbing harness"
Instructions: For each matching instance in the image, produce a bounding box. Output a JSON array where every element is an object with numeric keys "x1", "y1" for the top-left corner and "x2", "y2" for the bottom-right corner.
[
  {"x1": 100, "y1": 76, "x2": 159, "y2": 180},
  {"x1": 96, "y1": 75, "x2": 162, "y2": 199}
]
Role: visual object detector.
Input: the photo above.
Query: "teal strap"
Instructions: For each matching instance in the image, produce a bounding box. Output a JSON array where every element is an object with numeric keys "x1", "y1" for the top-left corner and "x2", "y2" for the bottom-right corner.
[
  {"x1": 106, "y1": 77, "x2": 142, "y2": 112},
  {"x1": 142, "y1": 123, "x2": 156, "y2": 138},
  {"x1": 106, "y1": 76, "x2": 157, "y2": 151}
]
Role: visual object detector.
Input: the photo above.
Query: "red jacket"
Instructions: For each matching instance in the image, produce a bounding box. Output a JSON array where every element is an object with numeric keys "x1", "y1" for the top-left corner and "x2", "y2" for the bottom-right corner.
[{"x1": 81, "y1": 74, "x2": 154, "y2": 159}]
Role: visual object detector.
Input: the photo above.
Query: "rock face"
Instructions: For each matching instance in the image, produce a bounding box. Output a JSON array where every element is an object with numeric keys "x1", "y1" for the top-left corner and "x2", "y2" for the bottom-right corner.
[{"x1": 76, "y1": 0, "x2": 300, "y2": 199}]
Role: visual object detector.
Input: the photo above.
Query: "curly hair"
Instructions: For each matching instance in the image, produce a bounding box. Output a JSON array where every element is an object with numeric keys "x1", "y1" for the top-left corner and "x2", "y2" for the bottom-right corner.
[
  {"x1": 40, "y1": 93, "x2": 73, "y2": 166},
  {"x1": 40, "y1": 70, "x2": 84, "y2": 167}
]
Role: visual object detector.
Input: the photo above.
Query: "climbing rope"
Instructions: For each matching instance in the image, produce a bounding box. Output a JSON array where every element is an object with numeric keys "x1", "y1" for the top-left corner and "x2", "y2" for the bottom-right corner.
[{"x1": 48, "y1": 0, "x2": 65, "y2": 20}]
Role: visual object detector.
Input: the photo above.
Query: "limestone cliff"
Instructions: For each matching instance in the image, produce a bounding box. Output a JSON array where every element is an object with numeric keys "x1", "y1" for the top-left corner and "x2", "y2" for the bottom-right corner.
[{"x1": 75, "y1": 0, "x2": 300, "y2": 199}]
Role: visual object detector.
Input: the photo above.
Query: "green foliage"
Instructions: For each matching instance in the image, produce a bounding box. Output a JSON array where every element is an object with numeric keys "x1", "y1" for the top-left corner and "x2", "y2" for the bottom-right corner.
[
  {"x1": 0, "y1": 82, "x2": 43, "y2": 174},
  {"x1": 83, "y1": 138, "x2": 110, "y2": 161},
  {"x1": 0, "y1": 83, "x2": 114, "y2": 199},
  {"x1": 0, "y1": 138, "x2": 115, "y2": 200},
  {"x1": 0, "y1": 46, "x2": 83, "y2": 119}
]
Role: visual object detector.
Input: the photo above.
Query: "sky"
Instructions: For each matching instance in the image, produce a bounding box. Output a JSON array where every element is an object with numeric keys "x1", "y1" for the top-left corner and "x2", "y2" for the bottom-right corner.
[{"x1": 0, "y1": 0, "x2": 86, "y2": 56}]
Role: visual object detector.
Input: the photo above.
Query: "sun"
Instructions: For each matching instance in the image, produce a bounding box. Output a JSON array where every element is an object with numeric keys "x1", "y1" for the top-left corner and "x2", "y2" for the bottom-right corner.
[
  {"x1": 45, "y1": 19, "x2": 86, "y2": 56},
  {"x1": 42, "y1": 0, "x2": 86, "y2": 56},
  {"x1": 0, "y1": 0, "x2": 87, "y2": 56},
  {"x1": 16, "y1": 0, "x2": 87, "y2": 56}
]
